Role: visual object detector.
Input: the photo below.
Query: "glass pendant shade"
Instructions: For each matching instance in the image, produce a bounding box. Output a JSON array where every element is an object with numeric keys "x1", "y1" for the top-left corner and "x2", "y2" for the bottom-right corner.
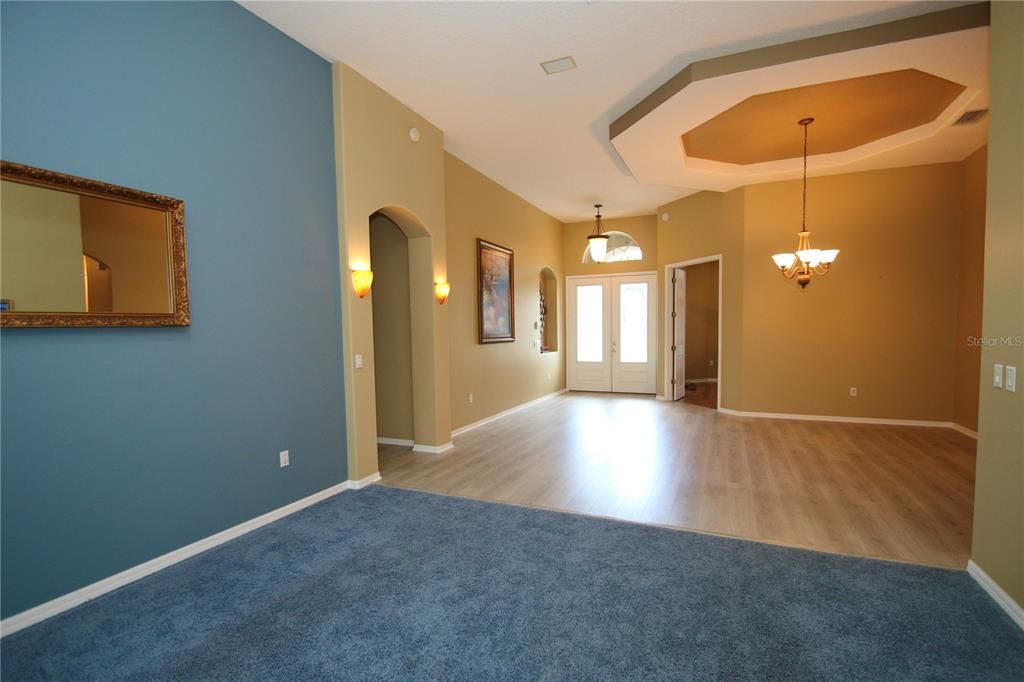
[
  {"x1": 819, "y1": 249, "x2": 840, "y2": 265},
  {"x1": 588, "y1": 234, "x2": 609, "y2": 262},
  {"x1": 796, "y1": 248, "x2": 821, "y2": 266},
  {"x1": 772, "y1": 253, "x2": 797, "y2": 270}
]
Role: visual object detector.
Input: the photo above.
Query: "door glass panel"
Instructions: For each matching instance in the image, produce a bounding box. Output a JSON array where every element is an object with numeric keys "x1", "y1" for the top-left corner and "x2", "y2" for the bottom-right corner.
[
  {"x1": 619, "y1": 282, "x2": 648, "y2": 363},
  {"x1": 576, "y1": 284, "x2": 603, "y2": 362}
]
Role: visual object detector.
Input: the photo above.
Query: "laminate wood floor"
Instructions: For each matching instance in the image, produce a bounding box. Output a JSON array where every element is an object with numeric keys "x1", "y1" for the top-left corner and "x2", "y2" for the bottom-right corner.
[{"x1": 378, "y1": 392, "x2": 976, "y2": 568}]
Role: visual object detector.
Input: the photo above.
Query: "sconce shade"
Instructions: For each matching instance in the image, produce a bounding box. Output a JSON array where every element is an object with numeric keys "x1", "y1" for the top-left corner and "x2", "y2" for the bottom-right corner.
[
  {"x1": 434, "y1": 281, "x2": 451, "y2": 305},
  {"x1": 351, "y1": 269, "x2": 373, "y2": 298}
]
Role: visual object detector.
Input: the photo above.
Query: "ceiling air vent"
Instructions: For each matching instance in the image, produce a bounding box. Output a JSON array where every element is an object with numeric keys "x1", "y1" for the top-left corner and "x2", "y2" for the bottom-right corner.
[{"x1": 954, "y1": 109, "x2": 989, "y2": 125}]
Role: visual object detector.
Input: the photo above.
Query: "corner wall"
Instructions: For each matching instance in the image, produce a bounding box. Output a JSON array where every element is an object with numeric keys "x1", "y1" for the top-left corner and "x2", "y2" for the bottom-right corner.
[
  {"x1": 971, "y1": 0, "x2": 1024, "y2": 608},
  {"x1": 333, "y1": 64, "x2": 452, "y2": 477},
  {"x1": 0, "y1": 2, "x2": 345, "y2": 618},
  {"x1": 954, "y1": 146, "x2": 987, "y2": 432},
  {"x1": 445, "y1": 154, "x2": 565, "y2": 430}
]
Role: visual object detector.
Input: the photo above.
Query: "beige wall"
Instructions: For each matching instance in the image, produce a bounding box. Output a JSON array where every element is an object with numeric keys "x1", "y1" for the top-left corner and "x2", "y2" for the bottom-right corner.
[
  {"x1": 562, "y1": 215, "x2": 658, "y2": 276},
  {"x1": 740, "y1": 164, "x2": 961, "y2": 419},
  {"x1": 334, "y1": 64, "x2": 451, "y2": 478},
  {"x1": 80, "y1": 196, "x2": 170, "y2": 313},
  {"x1": 972, "y1": 0, "x2": 1024, "y2": 608},
  {"x1": 445, "y1": 153, "x2": 565, "y2": 430},
  {"x1": 657, "y1": 158, "x2": 985, "y2": 421},
  {"x1": 370, "y1": 214, "x2": 414, "y2": 441},
  {"x1": 1, "y1": 181, "x2": 85, "y2": 312},
  {"x1": 683, "y1": 261, "x2": 719, "y2": 380},
  {"x1": 954, "y1": 146, "x2": 987, "y2": 431},
  {"x1": 657, "y1": 190, "x2": 745, "y2": 404}
]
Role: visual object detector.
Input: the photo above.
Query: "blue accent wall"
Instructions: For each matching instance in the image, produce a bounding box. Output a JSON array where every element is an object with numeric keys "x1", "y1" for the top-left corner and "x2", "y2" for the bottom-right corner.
[{"x1": 1, "y1": 2, "x2": 346, "y2": 618}]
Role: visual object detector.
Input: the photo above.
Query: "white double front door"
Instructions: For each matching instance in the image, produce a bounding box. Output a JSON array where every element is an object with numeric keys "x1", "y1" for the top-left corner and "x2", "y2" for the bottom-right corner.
[{"x1": 566, "y1": 273, "x2": 658, "y2": 393}]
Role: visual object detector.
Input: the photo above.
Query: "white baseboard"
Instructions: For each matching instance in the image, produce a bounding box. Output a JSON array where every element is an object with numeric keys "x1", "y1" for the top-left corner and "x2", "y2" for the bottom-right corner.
[
  {"x1": 717, "y1": 407, "x2": 965, "y2": 431},
  {"x1": 950, "y1": 423, "x2": 979, "y2": 439},
  {"x1": 377, "y1": 437, "x2": 413, "y2": 447},
  {"x1": 968, "y1": 560, "x2": 1024, "y2": 631},
  {"x1": 412, "y1": 442, "x2": 454, "y2": 454},
  {"x1": 450, "y1": 388, "x2": 568, "y2": 438},
  {"x1": 350, "y1": 472, "x2": 382, "y2": 488},
  {"x1": 0, "y1": 477, "x2": 371, "y2": 638}
]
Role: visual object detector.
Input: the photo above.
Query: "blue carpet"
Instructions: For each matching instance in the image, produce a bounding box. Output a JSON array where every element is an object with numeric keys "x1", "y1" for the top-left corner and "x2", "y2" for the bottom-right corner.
[{"x1": 2, "y1": 485, "x2": 1023, "y2": 680}]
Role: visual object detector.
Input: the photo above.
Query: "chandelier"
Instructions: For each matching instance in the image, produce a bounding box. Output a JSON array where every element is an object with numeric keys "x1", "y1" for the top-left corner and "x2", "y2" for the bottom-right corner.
[
  {"x1": 587, "y1": 204, "x2": 609, "y2": 262},
  {"x1": 771, "y1": 118, "x2": 839, "y2": 288}
]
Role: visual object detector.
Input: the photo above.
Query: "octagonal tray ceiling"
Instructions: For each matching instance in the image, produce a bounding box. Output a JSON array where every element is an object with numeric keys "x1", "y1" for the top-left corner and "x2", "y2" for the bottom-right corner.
[
  {"x1": 682, "y1": 69, "x2": 966, "y2": 165},
  {"x1": 610, "y1": 4, "x2": 989, "y2": 195}
]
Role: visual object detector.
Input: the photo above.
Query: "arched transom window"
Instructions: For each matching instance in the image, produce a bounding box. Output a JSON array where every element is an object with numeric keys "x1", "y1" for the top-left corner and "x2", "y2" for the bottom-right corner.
[{"x1": 582, "y1": 230, "x2": 643, "y2": 264}]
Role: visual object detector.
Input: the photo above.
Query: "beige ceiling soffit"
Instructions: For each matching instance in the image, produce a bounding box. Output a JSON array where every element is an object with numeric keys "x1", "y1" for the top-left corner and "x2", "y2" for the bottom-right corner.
[{"x1": 609, "y1": 2, "x2": 990, "y2": 141}]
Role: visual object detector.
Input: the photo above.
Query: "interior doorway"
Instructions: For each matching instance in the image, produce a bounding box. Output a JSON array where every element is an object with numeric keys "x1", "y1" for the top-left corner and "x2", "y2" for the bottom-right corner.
[
  {"x1": 370, "y1": 213, "x2": 415, "y2": 446},
  {"x1": 566, "y1": 272, "x2": 657, "y2": 393},
  {"x1": 665, "y1": 256, "x2": 722, "y2": 409}
]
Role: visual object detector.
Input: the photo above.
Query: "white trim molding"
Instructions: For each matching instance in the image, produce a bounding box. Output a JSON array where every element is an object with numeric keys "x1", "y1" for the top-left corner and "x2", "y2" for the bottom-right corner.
[
  {"x1": 950, "y1": 423, "x2": 979, "y2": 439},
  {"x1": 663, "y1": 255, "x2": 723, "y2": 409},
  {"x1": 451, "y1": 388, "x2": 569, "y2": 438},
  {"x1": 377, "y1": 437, "x2": 414, "y2": 447},
  {"x1": 412, "y1": 442, "x2": 454, "y2": 454},
  {"x1": 718, "y1": 407, "x2": 967, "y2": 430},
  {"x1": 0, "y1": 478, "x2": 370, "y2": 638},
  {"x1": 687, "y1": 378, "x2": 718, "y2": 384},
  {"x1": 968, "y1": 560, "x2": 1024, "y2": 631},
  {"x1": 350, "y1": 472, "x2": 382, "y2": 489}
]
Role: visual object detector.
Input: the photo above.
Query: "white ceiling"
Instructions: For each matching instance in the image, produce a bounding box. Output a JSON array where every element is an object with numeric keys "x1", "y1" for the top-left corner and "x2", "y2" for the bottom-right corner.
[{"x1": 242, "y1": 1, "x2": 975, "y2": 222}]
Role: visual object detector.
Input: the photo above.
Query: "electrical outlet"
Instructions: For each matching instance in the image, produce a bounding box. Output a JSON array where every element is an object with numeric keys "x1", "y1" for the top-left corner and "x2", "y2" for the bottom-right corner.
[
  {"x1": 994, "y1": 364, "x2": 1004, "y2": 389},
  {"x1": 354, "y1": 354, "x2": 364, "y2": 369},
  {"x1": 468, "y1": 393, "x2": 474, "y2": 404},
  {"x1": 1006, "y1": 366, "x2": 1017, "y2": 393},
  {"x1": 849, "y1": 387, "x2": 858, "y2": 397},
  {"x1": 279, "y1": 450, "x2": 290, "y2": 468}
]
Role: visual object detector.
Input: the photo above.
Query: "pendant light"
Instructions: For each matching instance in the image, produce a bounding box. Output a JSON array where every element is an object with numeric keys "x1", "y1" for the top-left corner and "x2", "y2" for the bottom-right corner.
[
  {"x1": 587, "y1": 204, "x2": 609, "y2": 262},
  {"x1": 771, "y1": 118, "x2": 839, "y2": 288}
]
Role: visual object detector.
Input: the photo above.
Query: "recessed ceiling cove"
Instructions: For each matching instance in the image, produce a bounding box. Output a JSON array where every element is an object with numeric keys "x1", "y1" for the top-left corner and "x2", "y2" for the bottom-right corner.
[
  {"x1": 681, "y1": 70, "x2": 966, "y2": 166},
  {"x1": 610, "y1": 3, "x2": 990, "y2": 194}
]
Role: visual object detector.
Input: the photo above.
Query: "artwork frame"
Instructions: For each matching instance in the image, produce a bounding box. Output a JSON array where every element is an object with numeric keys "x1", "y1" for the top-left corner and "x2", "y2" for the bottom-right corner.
[{"x1": 477, "y1": 238, "x2": 515, "y2": 344}]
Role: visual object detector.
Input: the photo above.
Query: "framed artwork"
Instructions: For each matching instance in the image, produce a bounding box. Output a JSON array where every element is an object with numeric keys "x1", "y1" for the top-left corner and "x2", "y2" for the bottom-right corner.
[{"x1": 477, "y1": 238, "x2": 515, "y2": 343}]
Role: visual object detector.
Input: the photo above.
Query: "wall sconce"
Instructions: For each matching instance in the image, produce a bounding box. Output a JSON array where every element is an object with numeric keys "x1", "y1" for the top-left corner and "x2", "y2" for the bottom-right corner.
[
  {"x1": 434, "y1": 280, "x2": 451, "y2": 305},
  {"x1": 351, "y1": 269, "x2": 373, "y2": 298}
]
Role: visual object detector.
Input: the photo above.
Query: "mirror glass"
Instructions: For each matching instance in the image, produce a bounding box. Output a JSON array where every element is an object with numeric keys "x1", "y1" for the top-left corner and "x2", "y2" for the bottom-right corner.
[{"x1": 1, "y1": 179, "x2": 173, "y2": 315}]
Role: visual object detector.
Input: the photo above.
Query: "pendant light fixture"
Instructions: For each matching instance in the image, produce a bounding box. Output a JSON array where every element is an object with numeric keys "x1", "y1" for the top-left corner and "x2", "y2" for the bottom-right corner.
[
  {"x1": 771, "y1": 118, "x2": 839, "y2": 288},
  {"x1": 587, "y1": 204, "x2": 609, "y2": 262}
]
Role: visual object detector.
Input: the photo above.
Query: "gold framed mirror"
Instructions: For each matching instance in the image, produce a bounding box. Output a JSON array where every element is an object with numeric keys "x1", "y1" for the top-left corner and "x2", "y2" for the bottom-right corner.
[{"x1": 1, "y1": 161, "x2": 190, "y2": 327}]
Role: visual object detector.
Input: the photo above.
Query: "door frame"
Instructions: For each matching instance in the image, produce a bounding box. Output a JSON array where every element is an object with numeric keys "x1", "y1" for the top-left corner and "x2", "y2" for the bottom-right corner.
[
  {"x1": 661, "y1": 256, "x2": 722, "y2": 410},
  {"x1": 566, "y1": 271, "x2": 658, "y2": 393}
]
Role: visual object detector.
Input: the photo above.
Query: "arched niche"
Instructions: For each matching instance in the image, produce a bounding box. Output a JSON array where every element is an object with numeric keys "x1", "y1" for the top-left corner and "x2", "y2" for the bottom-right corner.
[{"x1": 539, "y1": 267, "x2": 558, "y2": 353}]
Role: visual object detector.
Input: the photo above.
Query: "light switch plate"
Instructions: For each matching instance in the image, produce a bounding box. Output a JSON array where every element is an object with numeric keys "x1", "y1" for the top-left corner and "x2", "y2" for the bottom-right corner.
[
  {"x1": 354, "y1": 353, "x2": 364, "y2": 369},
  {"x1": 1006, "y1": 366, "x2": 1017, "y2": 393},
  {"x1": 994, "y1": 364, "x2": 1004, "y2": 389},
  {"x1": 279, "y1": 450, "x2": 290, "y2": 468}
]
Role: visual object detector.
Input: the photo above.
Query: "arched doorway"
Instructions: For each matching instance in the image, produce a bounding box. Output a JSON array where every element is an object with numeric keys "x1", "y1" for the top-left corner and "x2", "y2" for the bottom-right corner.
[{"x1": 364, "y1": 207, "x2": 449, "y2": 472}]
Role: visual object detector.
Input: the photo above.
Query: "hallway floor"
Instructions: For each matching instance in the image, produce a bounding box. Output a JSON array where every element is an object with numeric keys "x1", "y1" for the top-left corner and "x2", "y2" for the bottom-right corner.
[{"x1": 380, "y1": 392, "x2": 977, "y2": 568}]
